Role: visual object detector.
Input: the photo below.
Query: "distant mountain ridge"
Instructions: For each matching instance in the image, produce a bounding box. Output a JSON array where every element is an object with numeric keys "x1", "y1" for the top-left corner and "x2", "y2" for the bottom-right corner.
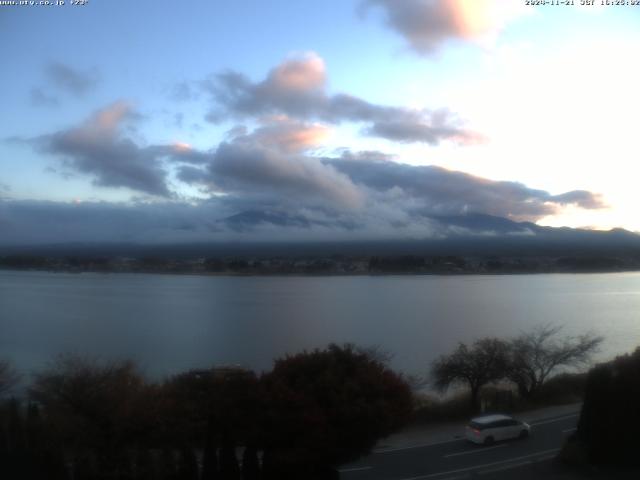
[{"x1": 2, "y1": 211, "x2": 639, "y2": 262}]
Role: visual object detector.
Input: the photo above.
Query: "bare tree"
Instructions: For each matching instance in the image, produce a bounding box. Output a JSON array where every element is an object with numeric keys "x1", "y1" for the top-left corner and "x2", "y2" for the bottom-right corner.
[
  {"x1": 355, "y1": 344, "x2": 394, "y2": 365},
  {"x1": 0, "y1": 359, "x2": 21, "y2": 397},
  {"x1": 506, "y1": 324, "x2": 603, "y2": 399},
  {"x1": 431, "y1": 338, "x2": 509, "y2": 412}
]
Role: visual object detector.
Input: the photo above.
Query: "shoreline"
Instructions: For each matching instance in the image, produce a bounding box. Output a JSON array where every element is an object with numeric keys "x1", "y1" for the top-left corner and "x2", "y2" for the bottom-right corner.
[{"x1": 2, "y1": 266, "x2": 640, "y2": 278}]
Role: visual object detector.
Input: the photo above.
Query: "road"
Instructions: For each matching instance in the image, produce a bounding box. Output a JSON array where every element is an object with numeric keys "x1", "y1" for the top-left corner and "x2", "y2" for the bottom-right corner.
[{"x1": 339, "y1": 413, "x2": 579, "y2": 480}]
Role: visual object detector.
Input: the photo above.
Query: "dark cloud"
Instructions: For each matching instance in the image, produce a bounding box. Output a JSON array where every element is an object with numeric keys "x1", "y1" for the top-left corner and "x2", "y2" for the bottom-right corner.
[
  {"x1": 29, "y1": 87, "x2": 59, "y2": 107},
  {"x1": 204, "y1": 53, "x2": 482, "y2": 145},
  {"x1": 0, "y1": 142, "x2": 607, "y2": 246},
  {"x1": 207, "y1": 140, "x2": 364, "y2": 209},
  {"x1": 176, "y1": 165, "x2": 210, "y2": 185},
  {"x1": 326, "y1": 155, "x2": 605, "y2": 221},
  {"x1": 362, "y1": 0, "x2": 525, "y2": 55},
  {"x1": 0, "y1": 200, "x2": 223, "y2": 246},
  {"x1": 35, "y1": 101, "x2": 172, "y2": 197},
  {"x1": 173, "y1": 119, "x2": 362, "y2": 209},
  {"x1": 171, "y1": 81, "x2": 193, "y2": 101},
  {"x1": 364, "y1": 116, "x2": 481, "y2": 144},
  {"x1": 45, "y1": 62, "x2": 100, "y2": 96},
  {"x1": 163, "y1": 143, "x2": 213, "y2": 165},
  {"x1": 0, "y1": 197, "x2": 426, "y2": 246},
  {"x1": 0, "y1": 178, "x2": 608, "y2": 246},
  {"x1": 337, "y1": 149, "x2": 397, "y2": 162},
  {"x1": 174, "y1": 129, "x2": 604, "y2": 226},
  {"x1": 551, "y1": 190, "x2": 607, "y2": 210}
]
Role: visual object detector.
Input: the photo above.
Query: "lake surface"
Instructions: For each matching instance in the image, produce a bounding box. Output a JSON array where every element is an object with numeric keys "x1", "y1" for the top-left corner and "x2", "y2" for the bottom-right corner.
[{"x1": 1, "y1": 270, "x2": 640, "y2": 379}]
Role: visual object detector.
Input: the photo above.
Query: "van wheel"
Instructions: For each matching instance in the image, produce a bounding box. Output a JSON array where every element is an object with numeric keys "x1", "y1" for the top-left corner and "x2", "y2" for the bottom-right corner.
[
  {"x1": 484, "y1": 436, "x2": 495, "y2": 446},
  {"x1": 519, "y1": 430, "x2": 529, "y2": 439}
]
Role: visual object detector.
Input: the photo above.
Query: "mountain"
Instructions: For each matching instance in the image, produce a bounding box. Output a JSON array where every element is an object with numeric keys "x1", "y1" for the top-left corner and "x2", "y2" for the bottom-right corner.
[
  {"x1": 220, "y1": 210, "x2": 312, "y2": 230},
  {"x1": 1, "y1": 211, "x2": 639, "y2": 260}
]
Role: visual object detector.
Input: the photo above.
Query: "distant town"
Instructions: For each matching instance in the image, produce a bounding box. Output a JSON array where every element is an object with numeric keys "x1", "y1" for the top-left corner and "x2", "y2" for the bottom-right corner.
[{"x1": 2, "y1": 253, "x2": 640, "y2": 276}]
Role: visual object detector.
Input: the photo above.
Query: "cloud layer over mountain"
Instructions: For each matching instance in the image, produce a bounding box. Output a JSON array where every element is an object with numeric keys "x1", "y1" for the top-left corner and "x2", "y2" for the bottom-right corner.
[
  {"x1": 8, "y1": 47, "x2": 606, "y2": 246},
  {"x1": 6, "y1": 96, "x2": 605, "y2": 246}
]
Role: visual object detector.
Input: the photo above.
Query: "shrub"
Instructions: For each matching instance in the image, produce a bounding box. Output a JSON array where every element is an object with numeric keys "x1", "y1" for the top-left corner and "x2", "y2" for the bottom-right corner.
[{"x1": 576, "y1": 347, "x2": 640, "y2": 466}]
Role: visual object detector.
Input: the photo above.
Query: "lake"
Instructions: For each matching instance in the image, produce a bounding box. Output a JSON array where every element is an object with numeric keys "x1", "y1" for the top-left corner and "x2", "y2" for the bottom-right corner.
[{"x1": 1, "y1": 270, "x2": 640, "y2": 379}]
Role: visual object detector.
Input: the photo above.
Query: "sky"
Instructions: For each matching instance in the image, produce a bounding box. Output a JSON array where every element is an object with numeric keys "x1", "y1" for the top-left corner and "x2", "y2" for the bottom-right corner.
[{"x1": 1, "y1": 0, "x2": 640, "y2": 245}]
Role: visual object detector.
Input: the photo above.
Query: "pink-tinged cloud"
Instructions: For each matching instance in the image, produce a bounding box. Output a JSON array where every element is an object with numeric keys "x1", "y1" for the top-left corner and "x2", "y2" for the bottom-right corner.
[
  {"x1": 172, "y1": 142, "x2": 193, "y2": 153},
  {"x1": 34, "y1": 101, "x2": 172, "y2": 197},
  {"x1": 64, "y1": 100, "x2": 136, "y2": 146},
  {"x1": 267, "y1": 52, "x2": 326, "y2": 92},
  {"x1": 206, "y1": 53, "x2": 482, "y2": 145},
  {"x1": 234, "y1": 116, "x2": 331, "y2": 153},
  {"x1": 364, "y1": 0, "x2": 527, "y2": 54}
]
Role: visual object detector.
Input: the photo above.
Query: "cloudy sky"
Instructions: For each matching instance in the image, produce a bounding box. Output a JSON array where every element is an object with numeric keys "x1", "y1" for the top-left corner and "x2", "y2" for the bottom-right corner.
[{"x1": 1, "y1": 0, "x2": 639, "y2": 245}]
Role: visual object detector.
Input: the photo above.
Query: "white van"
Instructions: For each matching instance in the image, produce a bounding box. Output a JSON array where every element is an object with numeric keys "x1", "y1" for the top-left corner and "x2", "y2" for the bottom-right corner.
[{"x1": 465, "y1": 414, "x2": 530, "y2": 445}]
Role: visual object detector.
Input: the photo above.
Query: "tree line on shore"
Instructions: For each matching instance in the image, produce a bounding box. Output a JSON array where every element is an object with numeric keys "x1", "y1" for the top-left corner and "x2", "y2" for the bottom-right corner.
[{"x1": 2, "y1": 252, "x2": 634, "y2": 275}]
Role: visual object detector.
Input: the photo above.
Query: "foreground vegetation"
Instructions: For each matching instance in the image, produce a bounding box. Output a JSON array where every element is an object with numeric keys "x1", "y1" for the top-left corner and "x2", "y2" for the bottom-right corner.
[
  {"x1": 561, "y1": 346, "x2": 640, "y2": 469},
  {"x1": 0, "y1": 345, "x2": 413, "y2": 480},
  {"x1": 412, "y1": 372, "x2": 587, "y2": 425},
  {"x1": 0, "y1": 327, "x2": 608, "y2": 478},
  {"x1": 428, "y1": 325, "x2": 602, "y2": 413}
]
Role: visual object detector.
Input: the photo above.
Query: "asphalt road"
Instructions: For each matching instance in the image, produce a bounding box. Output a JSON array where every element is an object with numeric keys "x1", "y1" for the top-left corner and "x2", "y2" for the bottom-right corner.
[{"x1": 339, "y1": 413, "x2": 579, "y2": 480}]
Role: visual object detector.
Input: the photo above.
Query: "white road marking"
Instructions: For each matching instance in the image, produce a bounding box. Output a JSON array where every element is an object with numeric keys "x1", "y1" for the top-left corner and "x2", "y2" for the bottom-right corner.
[
  {"x1": 444, "y1": 444, "x2": 507, "y2": 458},
  {"x1": 562, "y1": 427, "x2": 577, "y2": 433},
  {"x1": 375, "y1": 438, "x2": 464, "y2": 453},
  {"x1": 478, "y1": 460, "x2": 531, "y2": 475},
  {"x1": 338, "y1": 466, "x2": 372, "y2": 473},
  {"x1": 530, "y1": 413, "x2": 579, "y2": 426},
  {"x1": 396, "y1": 448, "x2": 561, "y2": 480}
]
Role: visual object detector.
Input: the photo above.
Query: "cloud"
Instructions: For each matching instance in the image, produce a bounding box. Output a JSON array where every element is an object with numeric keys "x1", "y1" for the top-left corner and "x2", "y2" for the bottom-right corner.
[
  {"x1": 326, "y1": 155, "x2": 605, "y2": 221},
  {"x1": 164, "y1": 142, "x2": 213, "y2": 165},
  {"x1": 550, "y1": 190, "x2": 607, "y2": 210},
  {"x1": 364, "y1": 111, "x2": 485, "y2": 145},
  {"x1": 0, "y1": 197, "x2": 444, "y2": 246},
  {"x1": 170, "y1": 81, "x2": 197, "y2": 102},
  {"x1": 206, "y1": 139, "x2": 365, "y2": 210},
  {"x1": 173, "y1": 131, "x2": 603, "y2": 226},
  {"x1": 205, "y1": 53, "x2": 326, "y2": 121},
  {"x1": 170, "y1": 118, "x2": 360, "y2": 209},
  {"x1": 362, "y1": 0, "x2": 527, "y2": 54},
  {"x1": 231, "y1": 116, "x2": 330, "y2": 153},
  {"x1": 176, "y1": 165, "x2": 212, "y2": 185},
  {"x1": 35, "y1": 101, "x2": 172, "y2": 197},
  {"x1": 267, "y1": 52, "x2": 326, "y2": 92},
  {"x1": 205, "y1": 53, "x2": 481, "y2": 145},
  {"x1": 45, "y1": 62, "x2": 100, "y2": 96},
  {"x1": 0, "y1": 176, "x2": 607, "y2": 246},
  {"x1": 29, "y1": 87, "x2": 59, "y2": 107},
  {"x1": 13, "y1": 97, "x2": 604, "y2": 244},
  {"x1": 0, "y1": 200, "x2": 223, "y2": 246},
  {"x1": 0, "y1": 145, "x2": 606, "y2": 246}
]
